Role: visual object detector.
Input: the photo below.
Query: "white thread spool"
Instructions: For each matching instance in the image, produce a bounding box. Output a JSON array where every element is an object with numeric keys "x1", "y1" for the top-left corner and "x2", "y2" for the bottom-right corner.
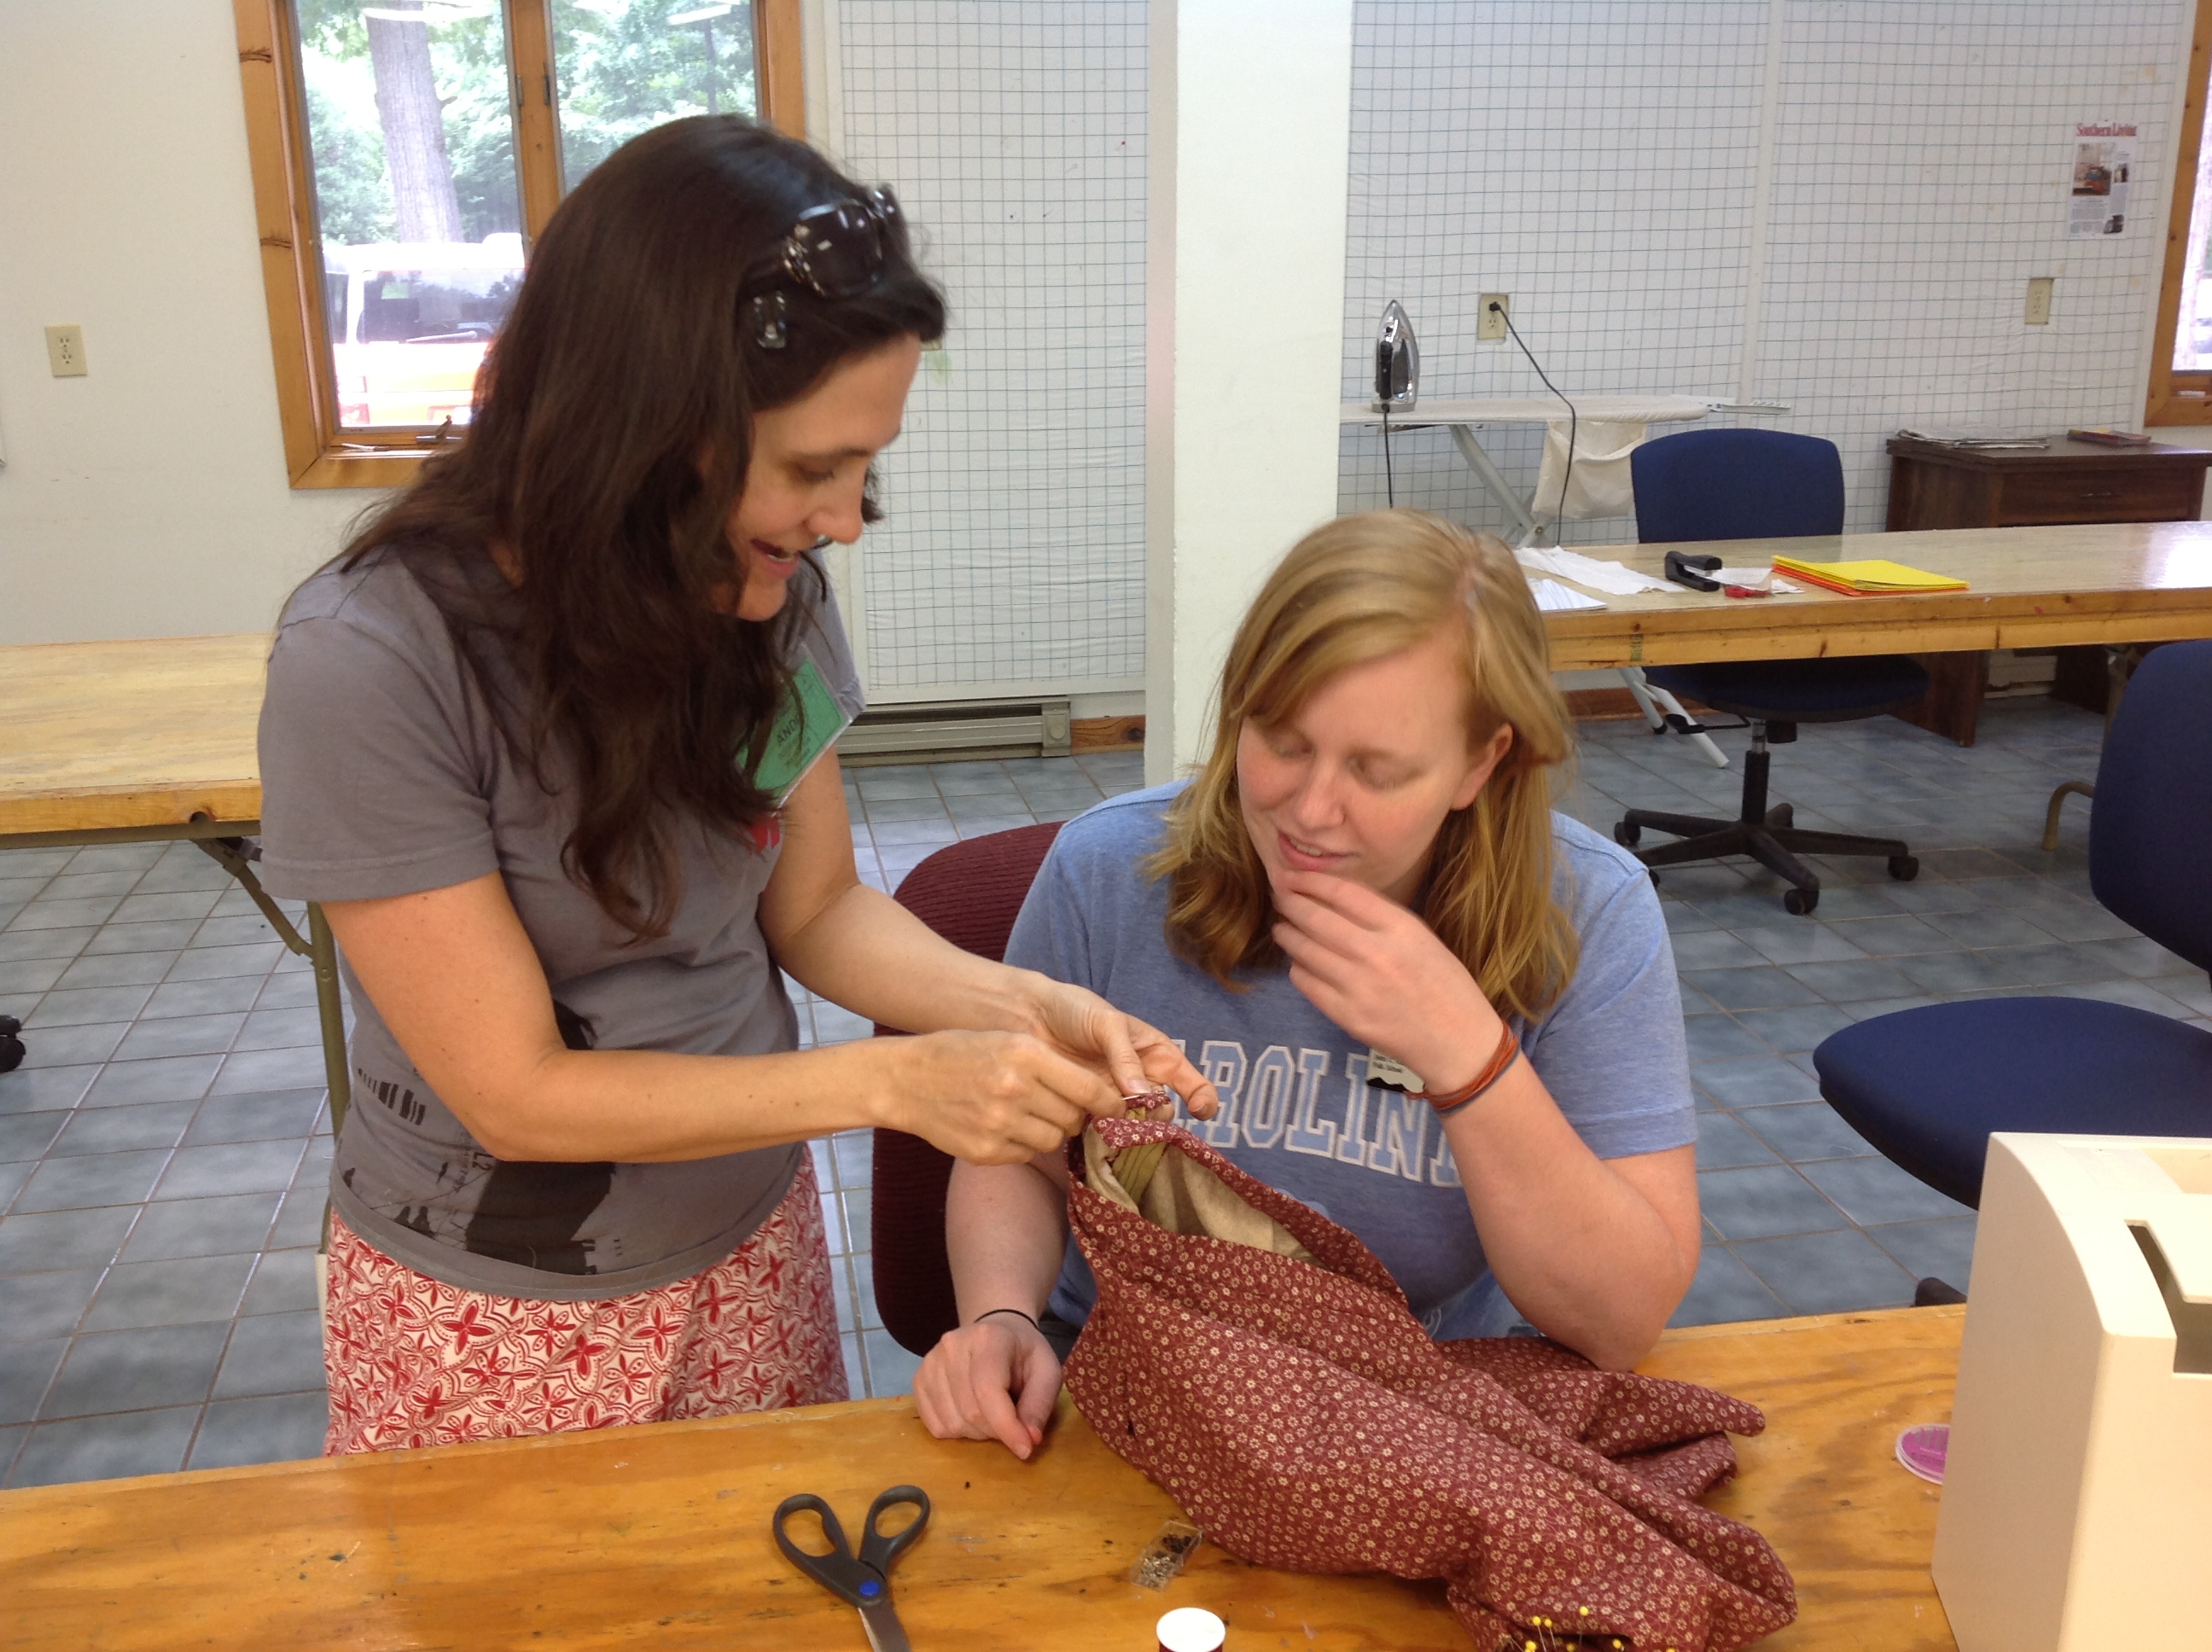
[{"x1": 1155, "y1": 1606, "x2": 1226, "y2": 1652}]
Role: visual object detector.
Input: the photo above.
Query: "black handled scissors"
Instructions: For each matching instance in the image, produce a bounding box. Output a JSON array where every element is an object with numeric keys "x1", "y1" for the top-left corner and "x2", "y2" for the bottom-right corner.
[{"x1": 772, "y1": 1484, "x2": 931, "y2": 1652}]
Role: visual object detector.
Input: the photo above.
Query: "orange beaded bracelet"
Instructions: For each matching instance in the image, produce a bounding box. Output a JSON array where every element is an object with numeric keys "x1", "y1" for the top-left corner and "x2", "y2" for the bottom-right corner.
[{"x1": 1414, "y1": 1022, "x2": 1522, "y2": 1118}]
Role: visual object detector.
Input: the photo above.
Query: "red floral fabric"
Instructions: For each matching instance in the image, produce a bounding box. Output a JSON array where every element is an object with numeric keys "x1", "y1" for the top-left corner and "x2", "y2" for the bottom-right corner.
[
  {"x1": 1063, "y1": 1119, "x2": 1796, "y2": 1651},
  {"x1": 323, "y1": 1155, "x2": 846, "y2": 1454}
]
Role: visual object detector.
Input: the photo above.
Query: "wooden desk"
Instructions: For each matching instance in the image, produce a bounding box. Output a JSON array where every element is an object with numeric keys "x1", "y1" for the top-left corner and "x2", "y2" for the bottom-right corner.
[
  {"x1": 1884, "y1": 435, "x2": 2212, "y2": 533},
  {"x1": 1540, "y1": 520, "x2": 2212, "y2": 675},
  {"x1": 1882, "y1": 436, "x2": 2212, "y2": 740},
  {"x1": 0, "y1": 1306, "x2": 1964, "y2": 1649},
  {"x1": 0, "y1": 634, "x2": 346, "y2": 1112}
]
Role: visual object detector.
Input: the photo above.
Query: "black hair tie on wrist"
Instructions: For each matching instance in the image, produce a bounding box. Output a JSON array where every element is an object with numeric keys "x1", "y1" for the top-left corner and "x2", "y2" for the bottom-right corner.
[{"x1": 973, "y1": 1307, "x2": 1040, "y2": 1332}]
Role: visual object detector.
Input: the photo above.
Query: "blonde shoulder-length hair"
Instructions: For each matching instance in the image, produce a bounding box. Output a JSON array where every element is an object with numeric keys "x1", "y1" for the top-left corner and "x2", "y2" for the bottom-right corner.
[{"x1": 1150, "y1": 509, "x2": 1579, "y2": 1022}]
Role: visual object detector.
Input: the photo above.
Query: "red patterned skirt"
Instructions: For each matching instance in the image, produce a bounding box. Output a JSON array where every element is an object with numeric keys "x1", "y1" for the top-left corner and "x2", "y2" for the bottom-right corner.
[{"x1": 323, "y1": 1154, "x2": 847, "y2": 1454}]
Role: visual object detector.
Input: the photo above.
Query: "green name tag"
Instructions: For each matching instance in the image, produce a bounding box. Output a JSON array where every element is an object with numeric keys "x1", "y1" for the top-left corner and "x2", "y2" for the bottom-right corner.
[{"x1": 750, "y1": 658, "x2": 853, "y2": 803}]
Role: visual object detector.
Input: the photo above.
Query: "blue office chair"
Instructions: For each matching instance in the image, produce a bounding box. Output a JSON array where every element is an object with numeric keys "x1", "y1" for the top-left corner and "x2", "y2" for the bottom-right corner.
[
  {"x1": 1814, "y1": 640, "x2": 2212, "y2": 1208},
  {"x1": 1613, "y1": 429, "x2": 1927, "y2": 915}
]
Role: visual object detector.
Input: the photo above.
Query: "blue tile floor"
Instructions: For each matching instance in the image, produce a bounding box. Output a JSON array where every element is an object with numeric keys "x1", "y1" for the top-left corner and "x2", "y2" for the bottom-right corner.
[{"x1": 3, "y1": 705, "x2": 2199, "y2": 1486}]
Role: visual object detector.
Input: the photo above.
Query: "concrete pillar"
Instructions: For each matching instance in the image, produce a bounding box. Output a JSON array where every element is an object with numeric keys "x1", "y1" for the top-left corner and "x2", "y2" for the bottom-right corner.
[{"x1": 1144, "y1": 0, "x2": 1356, "y2": 781}]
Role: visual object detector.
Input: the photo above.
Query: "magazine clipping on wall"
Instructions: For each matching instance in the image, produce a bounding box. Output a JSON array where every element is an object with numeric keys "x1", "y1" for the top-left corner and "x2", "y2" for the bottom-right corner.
[{"x1": 2068, "y1": 122, "x2": 2134, "y2": 239}]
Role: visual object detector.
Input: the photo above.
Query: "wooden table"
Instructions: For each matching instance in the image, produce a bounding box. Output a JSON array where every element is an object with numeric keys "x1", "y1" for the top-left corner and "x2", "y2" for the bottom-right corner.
[
  {"x1": 0, "y1": 1306, "x2": 1965, "y2": 1649},
  {"x1": 0, "y1": 635, "x2": 348, "y2": 1112},
  {"x1": 1882, "y1": 437, "x2": 2212, "y2": 740},
  {"x1": 1540, "y1": 519, "x2": 2212, "y2": 674}
]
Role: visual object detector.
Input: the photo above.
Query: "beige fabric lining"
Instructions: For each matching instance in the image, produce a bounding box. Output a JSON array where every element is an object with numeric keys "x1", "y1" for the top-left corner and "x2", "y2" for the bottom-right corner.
[{"x1": 1083, "y1": 1130, "x2": 1315, "y2": 1263}]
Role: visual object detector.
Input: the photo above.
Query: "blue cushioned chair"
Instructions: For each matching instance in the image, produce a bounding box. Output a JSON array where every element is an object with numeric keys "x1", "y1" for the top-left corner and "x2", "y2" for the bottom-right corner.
[
  {"x1": 1814, "y1": 640, "x2": 2212, "y2": 1208},
  {"x1": 1615, "y1": 429, "x2": 1927, "y2": 916}
]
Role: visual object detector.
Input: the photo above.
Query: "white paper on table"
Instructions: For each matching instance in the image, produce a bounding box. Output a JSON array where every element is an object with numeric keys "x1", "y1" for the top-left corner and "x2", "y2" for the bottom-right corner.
[
  {"x1": 1714, "y1": 566, "x2": 1802, "y2": 594},
  {"x1": 1529, "y1": 578, "x2": 1605, "y2": 613},
  {"x1": 1514, "y1": 546, "x2": 1679, "y2": 596}
]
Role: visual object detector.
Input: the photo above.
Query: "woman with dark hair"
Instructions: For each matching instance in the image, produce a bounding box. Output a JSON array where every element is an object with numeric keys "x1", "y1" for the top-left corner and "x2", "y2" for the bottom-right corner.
[{"x1": 255, "y1": 116, "x2": 1208, "y2": 1453}]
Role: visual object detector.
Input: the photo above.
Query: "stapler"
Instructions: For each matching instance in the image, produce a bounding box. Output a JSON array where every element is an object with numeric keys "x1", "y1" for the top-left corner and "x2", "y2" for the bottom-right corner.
[
  {"x1": 1664, "y1": 550, "x2": 1723, "y2": 591},
  {"x1": 1665, "y1": 549, "x2": 1771, "y2": 598}
]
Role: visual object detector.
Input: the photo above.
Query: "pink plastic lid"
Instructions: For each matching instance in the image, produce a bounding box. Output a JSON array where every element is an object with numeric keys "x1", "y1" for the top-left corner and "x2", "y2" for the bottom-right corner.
[{"x1": 1895, "y1": 1422, "x2": 1948, "y2": 1484}]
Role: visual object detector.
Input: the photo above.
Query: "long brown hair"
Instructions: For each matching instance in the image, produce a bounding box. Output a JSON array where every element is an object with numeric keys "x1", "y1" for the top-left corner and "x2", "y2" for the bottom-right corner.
[
  {"x1": 335, "y1": 116, "x2": 945, "y2": 938},
  {"x1": 1153, "y1": 510, "x2": 1578, "y2": 1021}
]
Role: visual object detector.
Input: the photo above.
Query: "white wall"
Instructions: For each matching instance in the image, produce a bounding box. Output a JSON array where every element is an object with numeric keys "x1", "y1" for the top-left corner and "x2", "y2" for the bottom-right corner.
[
  {"x1": 1336, "y1": 0, "x2": 2200, "y2": 538},
  {"x1": 0, "y1": 2, "x2": 370, "y2": 647},
  {"x1": 5, "y1": 0, "x2": 2200, "y2": 672},
  {"x1": 831, "y1": 0, "x2": 1152, "y2": 705},
  {"x1": 1150, "y1": 0, "x2": 1356, "y2": 774}
]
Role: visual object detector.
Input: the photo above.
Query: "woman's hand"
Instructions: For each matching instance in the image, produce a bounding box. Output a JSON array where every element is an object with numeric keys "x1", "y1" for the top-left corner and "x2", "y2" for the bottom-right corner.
[
  {"x1": 877, "y1": 1031, "x2": 1135, "y2": 1164},
  {"x1": 1024, "y1": 978, "x2": 1220, "y2": 1120},
  {"x1": 1270, "y1": 869, "x2": 1505, "y2": 1095},
  {"x1": 913, "y1": 1316, "x2": 1064, "y2": 1459}
]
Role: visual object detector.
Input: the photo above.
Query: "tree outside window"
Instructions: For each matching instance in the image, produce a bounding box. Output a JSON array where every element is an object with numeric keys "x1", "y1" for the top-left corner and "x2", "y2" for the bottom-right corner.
[{"x1": 234, "y1": 0, "x2": 800, "y2": 485}]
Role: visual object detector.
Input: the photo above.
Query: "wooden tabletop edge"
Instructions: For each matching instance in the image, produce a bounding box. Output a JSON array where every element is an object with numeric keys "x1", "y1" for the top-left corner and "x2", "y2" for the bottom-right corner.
[
  {"x1": 0, "y1": 1311, "x2": 1964, "y2": 1510},
  {"x1": 0, "y1": 1393, "x2": 921, "y2": 1507},
  {"x1": 1651, "y1": 1304, "x2": 1961, "y2": 1345},
  {"x1": 0, "y1": 631, "x2": 273, "y2": 656}
]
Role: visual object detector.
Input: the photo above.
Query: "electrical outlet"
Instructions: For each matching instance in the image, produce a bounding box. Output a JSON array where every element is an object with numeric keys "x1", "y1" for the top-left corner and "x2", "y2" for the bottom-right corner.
[
  {"x1": 2024, "y1": 277, "x2": 2054, "y2": 327},
  {"x1": 44, "y1": 325, "x2": 88, "y2": 376},
  {"x1": 1477, "y1": 294, "x2": 1510, "y2": 343}
]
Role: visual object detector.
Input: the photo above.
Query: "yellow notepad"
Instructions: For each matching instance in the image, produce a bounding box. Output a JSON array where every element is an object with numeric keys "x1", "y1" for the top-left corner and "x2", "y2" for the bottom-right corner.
[{"x1": 1769, "y1": 556, "x2": 1969, "y2": 596}]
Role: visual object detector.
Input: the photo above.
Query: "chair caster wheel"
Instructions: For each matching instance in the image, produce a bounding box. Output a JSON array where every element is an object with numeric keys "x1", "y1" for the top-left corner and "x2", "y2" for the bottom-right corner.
[
  {"x1": 1614, "y1": 822, "x2": 1641, "y2": 848},
  {"x1": 1783, "y1": 887, "x2": 1819, "y2": 916},
  {"x1": 1888, "y1": 856, "x2": 1919, "y2": 881},
  {"x1": 0, "y1": 1015, "x2": 21, "y2": 1075},
  {"x1": 1767, "y1": 803, "x2": 1795, "y2": 829}
]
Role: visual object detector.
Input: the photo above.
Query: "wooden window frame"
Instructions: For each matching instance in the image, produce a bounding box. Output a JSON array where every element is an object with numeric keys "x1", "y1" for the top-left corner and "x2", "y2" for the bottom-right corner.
[
  {"x1": 2149, "y1": 0, "x2": 2212, "y2": 425},
  {"x1": 233, "y1": 0, "x2": 805, "y2": 489}
]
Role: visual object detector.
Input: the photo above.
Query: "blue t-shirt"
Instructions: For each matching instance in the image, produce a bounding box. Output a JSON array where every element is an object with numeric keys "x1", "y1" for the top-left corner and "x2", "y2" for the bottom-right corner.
[{"x1": 1016, "y1": 782, "x2": 1695, "y2": 1341}]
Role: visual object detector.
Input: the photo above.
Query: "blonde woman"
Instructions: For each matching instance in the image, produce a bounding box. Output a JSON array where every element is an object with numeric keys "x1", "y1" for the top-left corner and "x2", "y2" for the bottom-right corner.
[{"x1": 914, "y1": 510, "x2": 1702, "y2": 1460}]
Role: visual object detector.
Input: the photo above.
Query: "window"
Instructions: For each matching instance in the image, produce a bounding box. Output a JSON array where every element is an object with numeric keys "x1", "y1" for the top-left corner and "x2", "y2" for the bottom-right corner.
[
  {"x1": 2150, "y1": 0, "x2": 2212, "y2": 425},
  {"x1": 234, "y1": 0, "x2": 804, "y2": 486}
]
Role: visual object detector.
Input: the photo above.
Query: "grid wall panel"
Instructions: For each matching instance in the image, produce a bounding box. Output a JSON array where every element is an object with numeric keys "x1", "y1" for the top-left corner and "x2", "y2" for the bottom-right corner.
[
  {"x1": 839, "y1": 3, "x2": 1148, "y2": 691},
  {"x1": 1339, "y1": 1, "x2": 2192, "y2": 542}
]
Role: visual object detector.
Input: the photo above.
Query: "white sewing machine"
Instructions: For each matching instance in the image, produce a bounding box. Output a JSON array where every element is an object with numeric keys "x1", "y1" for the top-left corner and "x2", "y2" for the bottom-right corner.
[{"x1": 1933, "y1": 1132, "x2": 2212, "y2": 1650}]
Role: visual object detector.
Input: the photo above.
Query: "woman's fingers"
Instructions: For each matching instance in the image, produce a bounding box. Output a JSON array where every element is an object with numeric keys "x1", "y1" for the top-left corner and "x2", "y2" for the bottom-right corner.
[
  {"x1": 1273, "y1": 869, "x2": 1399, "y2": 929},
  {"x1": 1080, "y1": 1007, "x2": 1152, "y2": 1098},
  {"x1": 1271, "y1": 921, "x2": 1358, "y2": 997},
  {"x1": 1029, "y1": 1041, "x2": 1133, "y2": 1120},
  {"x1": 1010, "y1": 1335, "x2": 1061, "y2": 1443},
  {"x1": 1126, "y1": 1016, "x2": 1220, "y2": 1120},
  {"x1": 1033, "y1": 984, "x2": 1175, "y2": 1101},
  {"x1": 971, "y1": 1359, "x2": 1040, "y2": 1457},
  {"x1": 893, "y1": 1032, "x2": 1122, "y2": 1163},
  {"x1": 1285, "y1": 963, "x2": 1352, "y2": 1026},
  {"x1": 913, "y1": 1323, "x2": 1057, "y2": 1458}
]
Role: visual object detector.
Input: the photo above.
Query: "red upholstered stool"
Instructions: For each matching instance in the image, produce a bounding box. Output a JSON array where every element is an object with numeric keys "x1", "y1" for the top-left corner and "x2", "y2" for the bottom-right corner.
[{"x1": 870, "y1": 821, "x2": 1064, "y2": 1356}]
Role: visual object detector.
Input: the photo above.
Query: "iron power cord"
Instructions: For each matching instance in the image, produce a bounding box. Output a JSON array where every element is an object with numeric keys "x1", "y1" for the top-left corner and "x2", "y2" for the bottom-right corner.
[
  {"x1": 1382, "y1": 400, "x2": 1395, "y2": 506},
  {"x1": 1492, "y1": 300, "x2": 1578, "y2": 540}
]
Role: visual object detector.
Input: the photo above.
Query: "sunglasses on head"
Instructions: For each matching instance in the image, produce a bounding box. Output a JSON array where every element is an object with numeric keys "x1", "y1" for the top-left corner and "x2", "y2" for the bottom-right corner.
[{"x1": 748, "y1": 186, "x2": 905, "y2": 350}]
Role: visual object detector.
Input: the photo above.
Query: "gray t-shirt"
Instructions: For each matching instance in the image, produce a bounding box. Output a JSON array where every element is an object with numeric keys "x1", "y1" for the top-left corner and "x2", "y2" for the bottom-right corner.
[
  {"x1": 1021, "y1": 783, "x2": 1696, "y2": 1341},
  {"x1": 256, "y1": 548, "x2": 864, "y2": 1300}
]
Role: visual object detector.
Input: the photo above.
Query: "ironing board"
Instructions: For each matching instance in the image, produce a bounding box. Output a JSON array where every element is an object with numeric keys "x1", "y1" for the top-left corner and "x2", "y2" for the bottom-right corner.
[
  {"x1": 1341, "y1": 395, "x2": 1726, "y2": 765},
  {"x1": 1340, "y1": 396, "x2": 1711, "y2": 543}
]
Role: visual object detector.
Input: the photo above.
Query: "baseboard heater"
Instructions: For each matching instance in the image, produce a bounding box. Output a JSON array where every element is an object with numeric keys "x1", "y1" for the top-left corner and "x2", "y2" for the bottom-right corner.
[{"x1": 839, "y1": 697, "x2": 1074, "y2": 766}]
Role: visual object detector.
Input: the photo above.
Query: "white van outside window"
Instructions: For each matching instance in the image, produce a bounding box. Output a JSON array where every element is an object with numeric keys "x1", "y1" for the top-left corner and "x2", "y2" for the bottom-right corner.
[{"x1": 321, "y1": 235, "x2": 526, "y2": 430}]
